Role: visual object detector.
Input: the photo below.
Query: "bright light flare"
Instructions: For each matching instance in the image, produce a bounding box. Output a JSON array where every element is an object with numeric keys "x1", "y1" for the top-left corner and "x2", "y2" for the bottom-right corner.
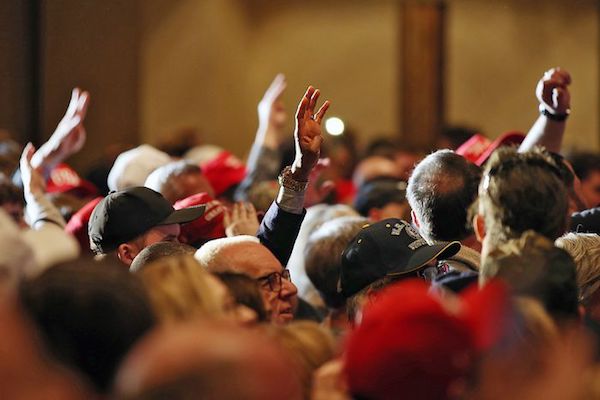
[{"x1": 325, "y1": 117, "x2": 345, "y2": 136}]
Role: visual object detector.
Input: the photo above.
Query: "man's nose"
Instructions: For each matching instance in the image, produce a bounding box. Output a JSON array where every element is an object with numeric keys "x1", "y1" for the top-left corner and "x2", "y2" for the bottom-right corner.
[{"x1": 279, "y1": 278, "x2": 297, "y2": 298}]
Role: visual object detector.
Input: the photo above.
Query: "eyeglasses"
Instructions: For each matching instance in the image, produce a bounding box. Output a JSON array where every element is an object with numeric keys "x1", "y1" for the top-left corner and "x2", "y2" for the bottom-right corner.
[
  {"x1": 257, "y1": 269, "x2": 292, "y2": 293},
  {"x1": 417, "y1": 262, "x2": 450, "y2": 281}
]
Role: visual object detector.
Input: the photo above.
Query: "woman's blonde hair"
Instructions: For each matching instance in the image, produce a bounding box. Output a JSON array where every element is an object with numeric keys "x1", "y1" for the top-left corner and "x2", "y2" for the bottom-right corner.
[
  {"x1": 138, "y1": 254, "x2": 224, "y2": 323},
  {"x1": 265, "y1": 321, "x2": 337, "y2": 399}
]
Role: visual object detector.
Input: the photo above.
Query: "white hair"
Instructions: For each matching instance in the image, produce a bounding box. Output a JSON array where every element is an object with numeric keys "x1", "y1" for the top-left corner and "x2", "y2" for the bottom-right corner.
[{"x1": 194, "y1": 235, "x2": 259, "y2": 272}]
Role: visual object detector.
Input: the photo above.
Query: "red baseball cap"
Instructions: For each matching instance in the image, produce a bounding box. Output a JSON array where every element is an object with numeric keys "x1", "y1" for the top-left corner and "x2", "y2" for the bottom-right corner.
[
  {"x1": 200, "y1": 151, "x2": 246, "y2": 197},
  {"x1": 174, "y1": 192, "x2": 226, "y2": 246},
  {"x1": 65, "y1": 196, "x2": 103, "y2": 253},
  {"x1": 455, "y1": 131, "x2": 525, "y2": 167},
  {"x1": 344, "y1": 279, "x2": 510, "y2": 400},
  {"x1": 47, "y1": 163, "x2": 98, "y2": 198}
]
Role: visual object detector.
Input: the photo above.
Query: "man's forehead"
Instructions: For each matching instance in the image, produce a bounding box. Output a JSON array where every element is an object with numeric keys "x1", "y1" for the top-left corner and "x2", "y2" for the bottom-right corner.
[{"x1": 223, "y1": 242, "x2": 282, "y2": 277}]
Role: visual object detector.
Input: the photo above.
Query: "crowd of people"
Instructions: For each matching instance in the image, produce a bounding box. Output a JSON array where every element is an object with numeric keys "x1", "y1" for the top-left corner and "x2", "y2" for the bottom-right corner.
[{"x1": 1, "y1": 67, "x2": 600, "y2": 399}]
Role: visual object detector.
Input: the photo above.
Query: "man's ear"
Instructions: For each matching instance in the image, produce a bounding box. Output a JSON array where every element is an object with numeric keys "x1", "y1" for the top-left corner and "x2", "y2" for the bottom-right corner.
[
  {"x1": 474, "y1": 214, "x2": 486, "y2": 243},
  {"x1": 116, "y1": 243, "x2": 139, "y2": 266},
  {"x1": 411, "y1": 209, "x2": 420, "y2": 228}
]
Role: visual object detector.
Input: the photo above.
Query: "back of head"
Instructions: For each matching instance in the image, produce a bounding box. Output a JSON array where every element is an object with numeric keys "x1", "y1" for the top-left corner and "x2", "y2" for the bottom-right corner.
[
  {"x1": 144, "y1": 160, "x2": 212, "y2": 204},
  {"x1": 481, "y1": 231, "x2": 579, "y2": 322},
  {"x1": 555, "y1": 232, "x2": 600, "y2": 302},
  {"x1": 567, "y1": 152, "x2": 600, "y2": 181},
  {"x1": 194, "y1": 235, "x2": 260, "y2": 273},
  {"x1": 137, "y1": 255, "x2": 224, "y2": 323},
  {"x1": 130, "y1": 241, "x2": 196, "y2": 273},
  {"x1": 19, "y1": 257, "x2": 156, "y2": 392},
  {"x1": 264, "y1": 321, "x2": 337, "y2": 399},
  {"x1": 479, "y1": 147, "x2": 569, "y2": 244},
  {"x1": 114, "y1": 320, "x2": 302, "y2": 400},
  {"x1": 215, "y1": 272, "x2": 267, "y2": 322},
  {"x1": 305, "y1": 216, "x2": 369, "y2": 309},
  {"x1": 344, "y1": 279, "x2": 509, "y2": 400},
  {"x1": 407, "y1": 149, "x2": 481, "y2": 242},
  {"x1": 352, "y1": 155, "x2": 401, "y2": 187}
]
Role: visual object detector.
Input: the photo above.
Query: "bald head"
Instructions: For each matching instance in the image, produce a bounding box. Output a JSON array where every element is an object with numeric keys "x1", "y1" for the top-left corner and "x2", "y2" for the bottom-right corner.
[
  {"x1": 195, "y1": 236, "x2": 298, "y2": 324},
  {"x1": 114, "y1": 320, "x2": 302, "y2": 399},
  {"x1": 194, "y1": 236, "x2": 269, "y2": 277}
]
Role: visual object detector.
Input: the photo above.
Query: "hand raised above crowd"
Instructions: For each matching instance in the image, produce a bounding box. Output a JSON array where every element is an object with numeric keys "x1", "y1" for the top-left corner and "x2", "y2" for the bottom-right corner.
[
  {"x1": 536, "y1": 67, "x2": 571, "y2": 116},
  {"x1": 291, "y1": 86, "x2": 330, "y2": 182},
  {"x1": 224, "y1": 202, "x2": 260, "y2": 237},
  {"x1": 31, "y1": 88, "x2": 90, "y2": 173},
  {"x1": 20, "y1": 143, "x2": 46, "y2": 197},
  {"x1": 257, "y1": 74, "x2": 288, "y2": 137}
]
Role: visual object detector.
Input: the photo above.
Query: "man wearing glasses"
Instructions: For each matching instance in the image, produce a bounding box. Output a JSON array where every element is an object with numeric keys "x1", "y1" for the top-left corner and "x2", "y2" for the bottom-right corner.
[
  {"x1": 196, "y1": 85, "x2": 331, "y2": 324},
  {"x1": 195, "y1": 235, "x2": 298, "y2": 324}
]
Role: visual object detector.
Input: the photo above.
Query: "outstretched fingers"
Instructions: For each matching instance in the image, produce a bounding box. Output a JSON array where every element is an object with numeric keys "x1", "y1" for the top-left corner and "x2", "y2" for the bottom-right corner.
[
  {"x1": 77, "y1": 91, "x2": 90, "y2": 119},
  {"x1": 314, "y1": 100, "x2": 331, "y2": 123},
  {"x1": 309, "y1": 89, "x2": 320, "y2": 114}
]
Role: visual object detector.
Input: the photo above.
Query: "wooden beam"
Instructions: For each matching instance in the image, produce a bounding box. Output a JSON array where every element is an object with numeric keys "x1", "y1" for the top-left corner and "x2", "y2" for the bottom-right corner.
[{"x1": 400, "y1": 1, "x2": 445, "y2": 150}]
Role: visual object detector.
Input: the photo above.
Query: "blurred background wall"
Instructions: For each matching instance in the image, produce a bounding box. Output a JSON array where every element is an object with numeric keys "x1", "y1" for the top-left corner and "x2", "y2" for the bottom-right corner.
[{"x1": 0, "y1": 0, "x2": 598, "y2": 171}]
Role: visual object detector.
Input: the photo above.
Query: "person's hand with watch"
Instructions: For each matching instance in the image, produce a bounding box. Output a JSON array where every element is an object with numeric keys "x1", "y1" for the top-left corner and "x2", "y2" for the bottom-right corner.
[
  {"x1": 520, "y1": 67, "x2": 571, "y2": 154},
  {"x1": 537, "y1": 67, "x2": 571, "y2": 121},
  {"x1": 277, "y1": 86, "x2": 330, "y2": 213}
]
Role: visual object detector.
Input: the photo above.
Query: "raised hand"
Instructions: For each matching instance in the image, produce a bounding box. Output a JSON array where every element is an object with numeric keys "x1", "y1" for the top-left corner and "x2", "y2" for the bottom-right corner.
[
  {"x1": 20, "y1": 143, "x2": 46, "y2": 196},
  {"x1": 536, "y1": 68, "x2": 571, "y2": 116},
  {"x1": 258, "y1": 74, "x2": 287, "y2": 134},
  {"x1": 31, "y1": 88, "x2": 90, "y2": 171},
  {"x1": 223, "y1": 202, "x2": 260, "y2": 237},
  {"x1": 291, "y1": 86, "x2": 331, "y2": 181}
]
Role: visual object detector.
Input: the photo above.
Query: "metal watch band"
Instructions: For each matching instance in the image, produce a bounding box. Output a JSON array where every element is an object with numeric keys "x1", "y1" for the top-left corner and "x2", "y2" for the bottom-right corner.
[{"x1": 278, "y1": 166, "x2": 309, "y2": 192}]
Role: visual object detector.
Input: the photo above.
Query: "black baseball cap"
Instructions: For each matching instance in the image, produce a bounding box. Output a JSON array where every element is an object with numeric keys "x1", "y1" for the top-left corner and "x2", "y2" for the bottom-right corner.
[
  {"x1": 88, "y1": 187, "x2": 205, "y2": 254},
  {"x1": 339, "y1": 218, "x2": 461, "y2": 297}
]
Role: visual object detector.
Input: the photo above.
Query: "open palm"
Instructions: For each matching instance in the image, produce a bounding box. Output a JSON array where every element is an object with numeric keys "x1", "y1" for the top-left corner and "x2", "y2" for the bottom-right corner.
[{"x1": 293, "y1": 86, "x2": 330, "y2": 178}]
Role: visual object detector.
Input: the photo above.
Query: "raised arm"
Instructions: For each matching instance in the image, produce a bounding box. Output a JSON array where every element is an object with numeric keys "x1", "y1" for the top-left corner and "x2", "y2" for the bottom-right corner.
[
  {"x1": 235, "y1": 75, "x2": 288, "y2": 201},
  {"x1": 519, "y1": 68, "x2": 571, "y2": 153},
  {"x1": 258, "y1": 86, "x2": 330, "y2": 265},
  {"x1": 31, "y1": 88, "x2": 90, "y2": 176}
]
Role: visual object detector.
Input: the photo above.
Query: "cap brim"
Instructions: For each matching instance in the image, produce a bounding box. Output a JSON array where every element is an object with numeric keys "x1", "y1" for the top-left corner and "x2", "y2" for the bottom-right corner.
[
  {"x1": 159, "y1": 205, "x2": 206, "y2": 225},
  {"x1": 388, "y1": 241, "x2": 461, "y2": 277},
  {"x1": 475, "y1": 131, "x2": 525, "y2": 166}
]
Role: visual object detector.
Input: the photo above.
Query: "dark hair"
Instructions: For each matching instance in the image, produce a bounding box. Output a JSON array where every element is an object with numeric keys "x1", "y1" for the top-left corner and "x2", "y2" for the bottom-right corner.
[
  {"x1": 215, "y1": 272, "x2": 267, "y2": 322},
  {"x1": 440, "y1": 125, "x2": 478, "y2": 150},
  {"x1": 19, "y1": 257, "x2": 156, "y2": 392},
  {"x1": 304, "y1": 216, "x2": 369, "y2": 310},
  {"x1": 353, "y1": 178, "x2": 407, "y2": 217},
  {"x1": 479, "y1": 147, "x2": 569, "y2": 242},
  {"x1": 130, "y1": 241, "x2": 196, "y2": 273},
  {"x1": 567, "y1": 152, "x2": 600, "y2": 181},
  {"x1": 407, "y1": 150, "x2": 482, "y2": 242},
  {"x1": 0, "y1": 174, "x2": 24, "y2": 206}
]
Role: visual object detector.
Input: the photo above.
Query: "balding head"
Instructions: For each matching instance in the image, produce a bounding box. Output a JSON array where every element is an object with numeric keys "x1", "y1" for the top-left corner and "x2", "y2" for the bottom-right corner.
[
  {"x1": 407, "y1": 150, "x2": 481, "y2": 243},
  {"x1": 194, "y1": 236, "x2": 262, "y2": 275},
  {"x1": 114, "y1": 320, "x2": 302, "y2": 399},
  {"x1": 195, "y1": 236, "x2": 298, "y2": 324}
]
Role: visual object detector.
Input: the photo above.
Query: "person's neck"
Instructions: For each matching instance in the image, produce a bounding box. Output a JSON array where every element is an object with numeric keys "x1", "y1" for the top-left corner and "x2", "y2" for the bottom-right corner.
[{"x1": 461, "y1": 234, "x2": 482, "y2": 253}]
